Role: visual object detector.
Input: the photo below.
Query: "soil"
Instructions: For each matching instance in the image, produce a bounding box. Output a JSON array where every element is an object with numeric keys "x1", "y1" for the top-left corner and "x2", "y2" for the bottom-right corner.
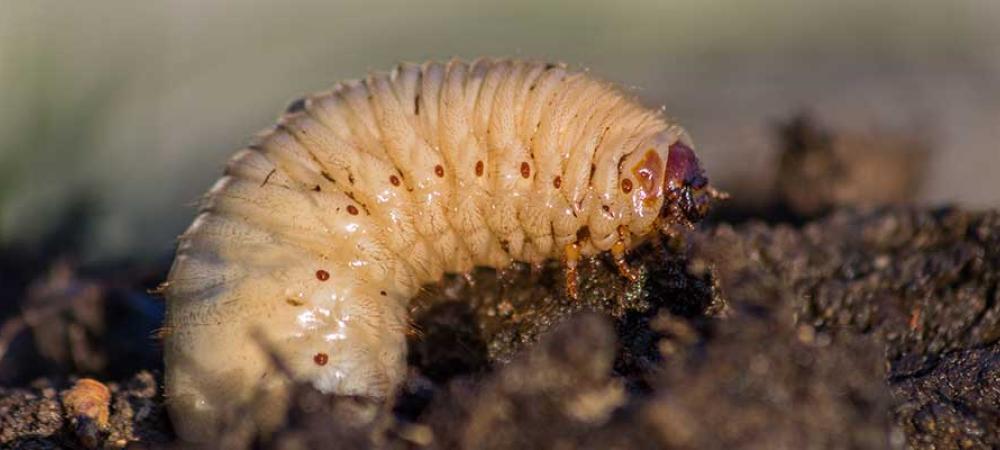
[{"x1": 0, "y1": 116, "x2": 996, "y2": 449}]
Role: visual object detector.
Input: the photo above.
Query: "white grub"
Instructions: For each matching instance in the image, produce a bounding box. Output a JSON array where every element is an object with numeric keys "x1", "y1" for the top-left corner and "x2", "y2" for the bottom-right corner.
[{"x1": 163, "y1": 58, "x2": 708, "y2": 441}]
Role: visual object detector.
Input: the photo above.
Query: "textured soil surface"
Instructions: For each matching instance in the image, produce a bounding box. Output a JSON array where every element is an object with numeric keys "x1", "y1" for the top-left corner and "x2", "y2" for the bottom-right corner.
[{"x1": 1, "y1": 118, "x2": 997, "y2": 449}]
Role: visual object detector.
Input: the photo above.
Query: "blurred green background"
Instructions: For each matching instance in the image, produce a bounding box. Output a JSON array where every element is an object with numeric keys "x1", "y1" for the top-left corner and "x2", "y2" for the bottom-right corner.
[{"x1": 2, "y1": 0, "x2": 998, "y2": 262}]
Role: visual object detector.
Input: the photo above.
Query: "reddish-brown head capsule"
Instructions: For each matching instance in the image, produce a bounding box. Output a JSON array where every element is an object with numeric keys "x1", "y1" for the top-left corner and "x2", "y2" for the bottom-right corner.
[{"x1": 662, "y1": 142, "x2": 714, "y2": 224}]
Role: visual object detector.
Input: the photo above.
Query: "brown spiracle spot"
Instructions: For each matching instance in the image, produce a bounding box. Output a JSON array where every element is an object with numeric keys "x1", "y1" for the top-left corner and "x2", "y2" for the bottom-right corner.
[
  {"x1": 435, "y1": 165, "x2": 445, "y2": 177},
  {"x1": 315, "y1": 270, "x2": 330, "y2": 281},
  {"x1": 286, "y1": 298, "x2": 304, "y2": 307},
  {"x1": 520, "y1": 162, "x2": 531, "y2": 179},
  {"x1": 621, "y1": 178, "x2": 633, "y2": 193},
  {"x1": 314, "y1": 353, "x2": 329, "y2": 366},
  {"x1": 475, "y1": 161, "x2": 484, "y2": 177},
  {"x1": 553, "y1": 176, "x2": 562, "y2": 189},
  {"x1": 632, "y1": 149, "x2": 664, "y2": 207},
  {"x1": 312, "y1": 185, "x2": 322, "y2": 192},
  {"x1": 347, "y1": 205, "x2": 359, "y2": 215},
  {"x1": 380, "y1": 290, "x2": 387, "y2": 296},
  {"x1": 390, "y1": 175, "x2": 401, "y2": 186}
]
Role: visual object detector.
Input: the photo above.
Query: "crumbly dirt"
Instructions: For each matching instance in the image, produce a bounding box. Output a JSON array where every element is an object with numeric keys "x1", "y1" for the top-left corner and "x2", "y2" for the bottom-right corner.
[{"x1": 1, "y1": 118, "x2": 997, "y2": 449}]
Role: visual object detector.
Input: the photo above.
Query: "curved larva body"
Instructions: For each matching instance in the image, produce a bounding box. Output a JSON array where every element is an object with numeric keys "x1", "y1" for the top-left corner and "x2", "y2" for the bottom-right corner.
[{"x1": 163, "y1": 59, "x2": 710, "y2": 440}]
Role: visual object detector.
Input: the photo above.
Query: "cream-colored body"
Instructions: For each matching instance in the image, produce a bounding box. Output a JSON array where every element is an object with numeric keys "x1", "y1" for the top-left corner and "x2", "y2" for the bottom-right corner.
[{"x1": 163, "y1": 59, "x2": 694, "y2": 441}]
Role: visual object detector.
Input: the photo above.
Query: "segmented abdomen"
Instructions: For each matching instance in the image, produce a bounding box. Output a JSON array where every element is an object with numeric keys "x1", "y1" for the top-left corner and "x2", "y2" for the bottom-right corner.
[{"x1": 163, "y1": 58, "x2": 687, "y2": 441}]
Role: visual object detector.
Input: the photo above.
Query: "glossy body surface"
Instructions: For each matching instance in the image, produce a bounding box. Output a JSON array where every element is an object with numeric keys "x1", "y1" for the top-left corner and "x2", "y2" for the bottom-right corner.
[{"x1": 162, "y1": 59, "x2": 712, "y2": 441}]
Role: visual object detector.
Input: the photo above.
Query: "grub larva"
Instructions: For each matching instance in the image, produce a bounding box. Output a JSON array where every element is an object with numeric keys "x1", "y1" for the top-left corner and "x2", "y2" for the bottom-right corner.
[{"x1": 162, "y1": 58, "x2": 720, "y2": 441}]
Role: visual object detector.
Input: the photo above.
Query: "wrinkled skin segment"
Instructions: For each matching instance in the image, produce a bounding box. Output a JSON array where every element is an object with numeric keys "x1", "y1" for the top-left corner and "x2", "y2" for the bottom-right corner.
[{"x1": 162, "y1": 58, "x2": 717, "y2": 441}]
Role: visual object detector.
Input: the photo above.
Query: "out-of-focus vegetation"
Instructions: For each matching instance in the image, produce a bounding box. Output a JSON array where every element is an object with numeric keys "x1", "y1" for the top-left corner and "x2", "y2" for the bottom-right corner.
[{"x1": 2, "y1": 0, "x2": 999, "y2": 261}]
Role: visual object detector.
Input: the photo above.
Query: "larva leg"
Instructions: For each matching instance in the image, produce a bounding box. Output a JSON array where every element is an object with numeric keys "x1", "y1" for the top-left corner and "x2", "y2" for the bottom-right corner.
[
  {"x1": 612, "y1": 225, "x2": 638, "y2": 282},
  {"x1": 563, "y1": 242, "x2": 581, "y2": 299}
]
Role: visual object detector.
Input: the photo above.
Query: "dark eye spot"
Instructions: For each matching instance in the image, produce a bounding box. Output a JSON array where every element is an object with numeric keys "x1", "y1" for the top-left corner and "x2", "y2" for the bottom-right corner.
[
  {"x1": 314, "y1": 353, "x2": 328, "y2": 366},
  {"x1": 315, "y1": 270, "x2": 330, "y2": 281},
  {"x1": 380, "y1": 290, "x2": 387, "y2": 296},
  {"x1": 475, "y1": 161, "x2": 484, "y2": 177},
  {"x1": 390, "y1": 175, "x2": 400, "y2": 186},
  {"x1": 346, "y1": 205, "x2": 359, "y2": 215},
  {"x1": 553, "y1": 176, "x2": 562, "y2": 189},
  {"x1": 435, "y1": 165, "x2": 445, "y2": 177},
  {"x1": 621, "y1": 178, "x2": 633, "y2": 193}
]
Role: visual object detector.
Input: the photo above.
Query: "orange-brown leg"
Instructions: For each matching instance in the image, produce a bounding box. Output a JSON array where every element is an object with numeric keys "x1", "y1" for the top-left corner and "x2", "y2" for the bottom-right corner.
[
  {"x1": 563, "y1": 242, "x2": 581, "y2": 300},
  {"x1": 612, "y1": 226, "x2": 638, "y2": 282}
]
